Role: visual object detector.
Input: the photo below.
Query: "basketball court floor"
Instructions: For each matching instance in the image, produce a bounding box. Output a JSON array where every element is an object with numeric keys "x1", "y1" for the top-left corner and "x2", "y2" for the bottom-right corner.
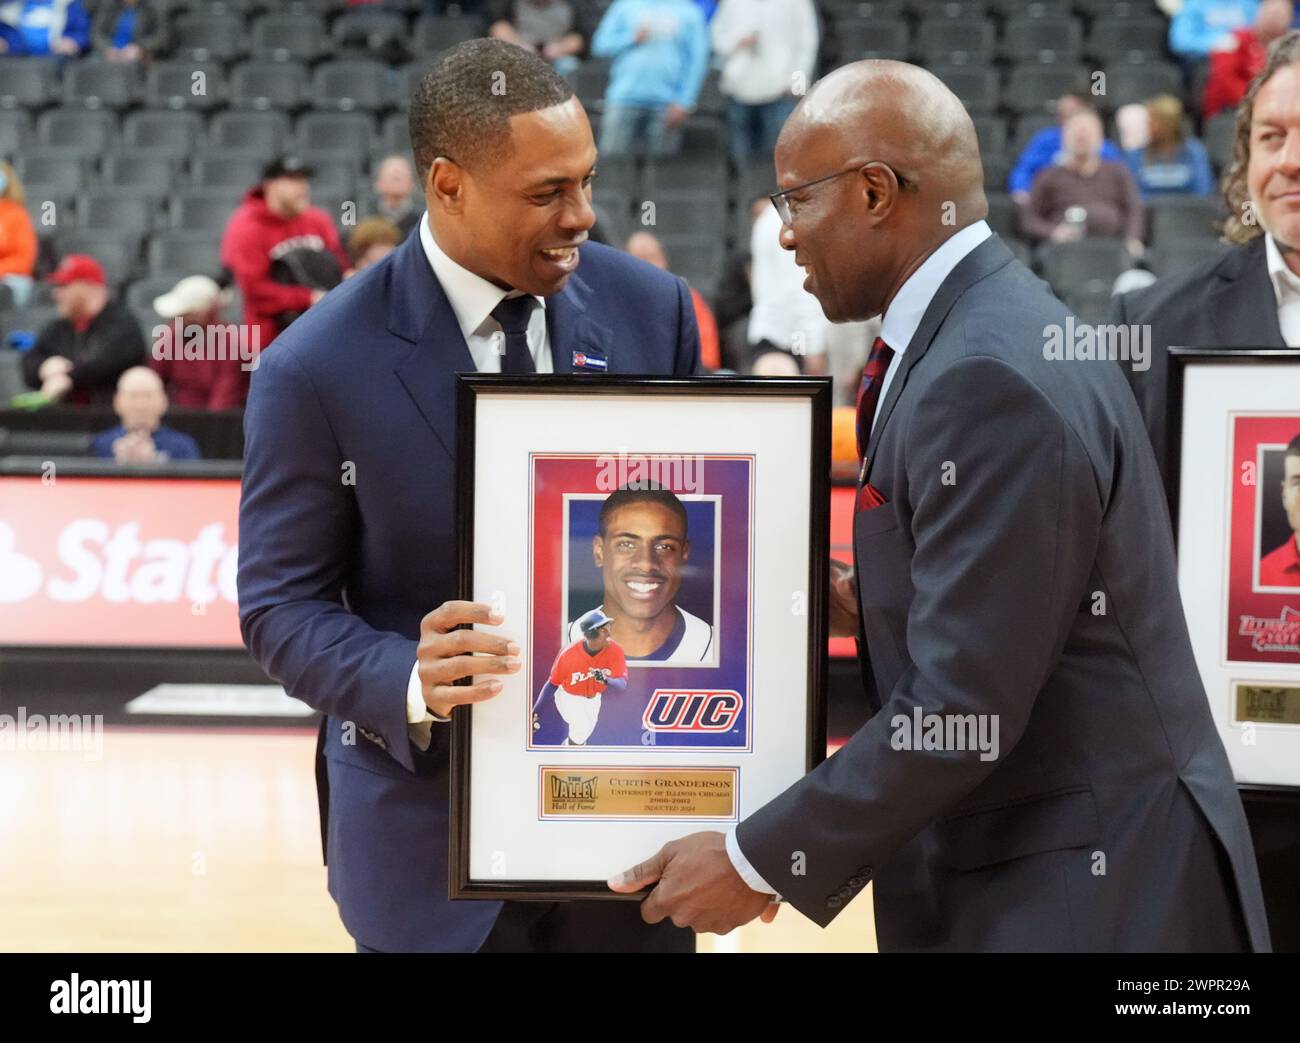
[{"x1": 0, "y1": 727, "x2": 876, "y2": 953}]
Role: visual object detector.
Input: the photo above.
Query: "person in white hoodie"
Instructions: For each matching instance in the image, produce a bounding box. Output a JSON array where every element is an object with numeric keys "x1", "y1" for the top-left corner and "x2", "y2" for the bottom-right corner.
[{"x1": 710, "y1": 0, "x2": 818, "y2": 160}]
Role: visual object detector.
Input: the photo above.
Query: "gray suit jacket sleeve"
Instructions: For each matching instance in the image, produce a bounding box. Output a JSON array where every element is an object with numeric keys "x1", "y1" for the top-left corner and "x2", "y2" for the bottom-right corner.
[{"x1": 736, "y1": 352, "x2": 1105, "y2": 925}]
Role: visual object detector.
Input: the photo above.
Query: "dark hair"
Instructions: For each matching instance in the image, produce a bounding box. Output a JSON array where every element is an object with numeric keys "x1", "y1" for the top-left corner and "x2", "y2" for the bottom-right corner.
[
  {"x1": 1222, "y1": 31, "x2": 1300, "y2": 244},
  {"x1": 408, "y1": 38, "x2": 575, "y2": 184},
  {"x1": 1287, "y1": 434, "x2": 1300, "y2": 456},
  {"x1": 598, "y1": 485, "x2": 688, "y2": 538}
]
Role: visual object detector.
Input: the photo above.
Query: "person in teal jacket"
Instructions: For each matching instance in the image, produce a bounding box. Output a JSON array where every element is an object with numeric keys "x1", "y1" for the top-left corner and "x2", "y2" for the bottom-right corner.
[{"x1": 591, "y1": 0, "x2": 709, "y2": 157}]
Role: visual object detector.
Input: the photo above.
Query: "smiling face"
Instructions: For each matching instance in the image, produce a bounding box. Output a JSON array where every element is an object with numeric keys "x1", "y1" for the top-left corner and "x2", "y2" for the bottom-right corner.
[
  {"x1": 593, "y1": 501, "x2": 690, "y2": 626},
  {"x1": 1248, "y1": 62, "x2": 1300, "y2": 253},
  {"x1": 429, "y1": 96, "x2": 597, "y2": 296}
]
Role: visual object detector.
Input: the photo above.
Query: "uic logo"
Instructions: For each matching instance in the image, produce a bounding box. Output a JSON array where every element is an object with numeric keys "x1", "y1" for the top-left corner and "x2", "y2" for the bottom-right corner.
[{"x1": 643, "y1": 689, "x2": 742, "y2": 732}]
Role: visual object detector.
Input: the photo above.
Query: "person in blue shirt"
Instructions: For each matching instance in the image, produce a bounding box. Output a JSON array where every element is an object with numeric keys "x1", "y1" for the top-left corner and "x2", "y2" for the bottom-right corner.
[
  {"x1": 0, "y1": 0, "x2": 91, "y2": 57},
  {"x1": 1169, "y1": 0, "x2": 1259, "y2": 60},
  {"x1": 91, "y1": 367, "x2": 202, "y2": 464},
  {"x1": 91, "y1": 0, "x2": 165, "y2": 63},
  {"x1": 591, "y1": 0, "x2": 710, "y2": 157},
  {"x1": 1008, "y1": 91, "x2": 1124, "y2": 201},
  {"x1": 1123, "y1": 93, "x2": 1216, "y2": 198}
]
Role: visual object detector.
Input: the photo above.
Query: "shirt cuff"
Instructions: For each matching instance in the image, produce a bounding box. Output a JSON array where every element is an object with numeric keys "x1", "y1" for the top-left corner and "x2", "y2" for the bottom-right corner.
[
  {"x1": 725, "y1": 826, "x2": 779, "y2": 898},
  {"x1": 406, "y1": 660, "x2": 450, "y2": 724}
]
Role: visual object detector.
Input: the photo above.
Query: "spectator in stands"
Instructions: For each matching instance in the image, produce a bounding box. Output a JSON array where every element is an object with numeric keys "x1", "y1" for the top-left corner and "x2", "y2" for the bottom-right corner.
[
  {"x1": 1115, "y1": 31, "x2": 1300, "y2": 485},
  {"x1": 0, "y1": 0, "x2": 89, "y2": 55},
  {"x1": 624, "y1": 229, "x2": 719, "y2": 369},
  {"x1": 1170, "y1": 0, "x2": 1260, "y2": 62},
  {"x1": 91, "y1": 366, "x2": 201, "y2": 464},
  {"x1": 92, "y1": 0, "x2": 165, "y2": 63},
  {"x1": 0, "y1": 161, "x2": 36, "y2": 308},
  {"x1": 488, "y1": 0, "x2": 594, "y2": 76},
  {"x1": 21, "y1": 254, "x2": 145, "y2": 405},
  {"x1": 149, "y1": 275, "x2": 247, "y2": 410},
  {"x1": 1021, "y1": 109, "x2": 1146, "y2": 258},
  {"x1": 371, "y1": 155, "x2": 422, "y2": 238},
  {"x1": 747, "y1": 203, "x2": 829, "y2": 376},
  {"x1": 1008, "y1": 92, "x2": 1124, "y2": 203},
  {"x1": 710, "y1": 0, "x2": 817, "y2": 161},
  {"x1": 1124, "y1": 95, "x2": 1216, "y2": 198},
  {"x1": 1115, "y1": 103, "x2": 1151, "y2": 152},
  {"x1": 219, "y1": 156, "x2": 350, "y2": 350},
  {"x1": 591, "y1": 0, "x2": 710, "y2": 157},
  {"x1": 346, "y1": 217, "x2": 403, "y2": 274},
  {"x1": 1205, "y1": 0, "x2": 1294, "y2": 116}
]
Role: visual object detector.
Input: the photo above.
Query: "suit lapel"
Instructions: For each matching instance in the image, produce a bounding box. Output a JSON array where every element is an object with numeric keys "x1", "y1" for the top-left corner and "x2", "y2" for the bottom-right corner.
[
  {"x1": 547, "y1": 263, "x2": 614, "y2": 374},
  {"x1": 388, "y1": 233, "x2": 474, "y2": 459},
  {"x1": 1206, "y1": 236, "x2": 1286, "y2": 347},
  {"x1": 864, "y1": 234, "x2": 1015, "y2": 484}
]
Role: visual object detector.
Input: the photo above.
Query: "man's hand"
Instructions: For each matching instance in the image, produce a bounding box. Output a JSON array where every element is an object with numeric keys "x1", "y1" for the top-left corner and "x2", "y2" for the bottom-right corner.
[
  {"x1": 591, "y1": 667, "x2": 609, "y2": 686},
  {"x1": 37, "y1": 356, "x2": 72, "y2": 382},
  {"x1": 309, "y1": 288, "x2": 327, "y2": 306},
  {"x1": 608, "y1": 832, "x2": 779, "y2": 935},
  {"x1": 829, "y1": 557, "x2": 859, "y2": 638},
  {"x1": 664, "y1": 103, "x2": 688, "y2": 129},
  {"x1": 1049, "y1": 221, "x2": 1082, "y2": 243},
  {"x1": 52, "y1": 37, "x2": 81, "y2": 56},
  {"x1": 40, "y1": 371, "x2": 73, "y2": 402},
  {"x1": 417, "y1": 601, "x2": 520, "y2": 718},
  {"x1": 112, "y1": 430, "x2": 159, "y2": 464}
]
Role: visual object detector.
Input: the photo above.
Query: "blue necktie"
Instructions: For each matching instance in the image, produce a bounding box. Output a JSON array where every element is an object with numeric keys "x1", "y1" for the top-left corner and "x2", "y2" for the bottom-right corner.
[{"x1": 491, "y1": 295, "x2": 537, "y2": 374}]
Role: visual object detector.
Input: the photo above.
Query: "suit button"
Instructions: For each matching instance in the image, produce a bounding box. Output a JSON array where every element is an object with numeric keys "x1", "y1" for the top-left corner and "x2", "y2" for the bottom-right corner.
[{"x1": 827, "y1": 895, "x2": 842, "y2": 909}]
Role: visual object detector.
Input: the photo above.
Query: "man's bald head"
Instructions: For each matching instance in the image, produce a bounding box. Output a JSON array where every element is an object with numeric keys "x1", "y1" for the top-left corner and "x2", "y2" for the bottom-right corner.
[
  {"x1": 114, "y1": 366, "x2": 169, "y2": 432},
  {"x1": 772, "y1": 60, "x2": 988, "y2": 323}
]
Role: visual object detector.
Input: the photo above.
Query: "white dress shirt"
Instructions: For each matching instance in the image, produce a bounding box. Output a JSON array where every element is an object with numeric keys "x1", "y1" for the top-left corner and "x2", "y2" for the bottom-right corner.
[
  {"x1": 1265, "y1": 233, "x2": 1300, "y2": 348},
  {"x1": 405, "y1": 214, "x2": 552, "y2": 749},
  {"x1": 725, "y1": 219, "x2": 994, "y2": 897}
]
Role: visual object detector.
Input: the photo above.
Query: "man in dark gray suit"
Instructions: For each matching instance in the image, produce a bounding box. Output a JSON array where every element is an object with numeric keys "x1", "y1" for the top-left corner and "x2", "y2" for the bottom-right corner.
[
  {"x1": 1112, "y1": 32, "x2": 1300, "y2": 952},
  {"x1": 1112, "y1": 35, "x2": 1300, "y2": 480},
  {"x1": 610, "y1": 60, "x2": 1272, "y2": 951}
]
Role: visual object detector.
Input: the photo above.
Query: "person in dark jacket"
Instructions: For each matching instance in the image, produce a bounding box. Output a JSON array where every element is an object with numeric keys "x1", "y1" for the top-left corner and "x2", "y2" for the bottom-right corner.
[
  {"x1": 91, "y1": 366, "x2": 201, "y2": 464},
  {"x1": 21, "y1": 254, "x2": 146, "y2": 405}
]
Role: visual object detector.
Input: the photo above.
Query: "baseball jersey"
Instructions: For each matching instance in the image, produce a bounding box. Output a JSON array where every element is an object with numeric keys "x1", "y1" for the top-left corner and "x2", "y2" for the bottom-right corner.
[
  {"x1": 566, "y1": 606, "x2": 714, "y2": 663},
  {"x1": 549, "y1": 638, "x2": 628, "y2": 698}
]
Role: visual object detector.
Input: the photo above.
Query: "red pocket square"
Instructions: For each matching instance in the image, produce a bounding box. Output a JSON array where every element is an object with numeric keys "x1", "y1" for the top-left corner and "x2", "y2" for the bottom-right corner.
[{"x1": 857, "y1": 482, "x2": 888, "y2": 512}]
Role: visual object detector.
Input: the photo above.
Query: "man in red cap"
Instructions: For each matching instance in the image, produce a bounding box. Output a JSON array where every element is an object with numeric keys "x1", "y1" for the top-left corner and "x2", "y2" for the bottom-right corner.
[
  {"x1": 20, "y1": 254, "x2": 146, "y2": 405},
  {"x1": 219, "y1": 155, "x2": 350, "y2": 349}
]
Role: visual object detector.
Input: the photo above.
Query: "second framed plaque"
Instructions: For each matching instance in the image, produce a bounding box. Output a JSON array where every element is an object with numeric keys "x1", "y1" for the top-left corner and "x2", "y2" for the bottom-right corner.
[{"x1": 451, "y1": 376, "x2": 830, "y2": 899}]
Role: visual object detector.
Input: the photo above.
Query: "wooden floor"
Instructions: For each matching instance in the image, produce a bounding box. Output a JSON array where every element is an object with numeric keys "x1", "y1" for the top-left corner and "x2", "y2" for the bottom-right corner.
[{"x1": 0, "y1": 728, "x2": 876, "y2": 953}]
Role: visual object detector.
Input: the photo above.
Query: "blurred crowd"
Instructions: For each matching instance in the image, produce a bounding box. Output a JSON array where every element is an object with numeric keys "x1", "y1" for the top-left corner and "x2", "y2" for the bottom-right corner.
[{"x1": 1, "y1": 0, "x2": 1298, "y2": 464}]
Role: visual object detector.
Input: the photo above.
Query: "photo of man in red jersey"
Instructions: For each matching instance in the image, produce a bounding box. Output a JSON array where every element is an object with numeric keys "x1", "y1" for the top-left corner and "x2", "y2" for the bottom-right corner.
[
  {"x1": 1259, "y1": 434, "x2": 1300, "y2": 589},
  {"x1": 534, "y1": 609, "x2": 628, "y2": 745}
]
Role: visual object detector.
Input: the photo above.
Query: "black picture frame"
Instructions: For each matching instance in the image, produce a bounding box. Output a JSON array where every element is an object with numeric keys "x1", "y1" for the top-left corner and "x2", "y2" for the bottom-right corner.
[
  {"x1": 1166, "y1": 348, "x2": 1300, "y2": 538},
  {"x1": 450, "y1": 375, "x2": 831, "y2": 901},
  {"x1": 1165, "y1": 347, "x2": 1300, "y2": 805}
]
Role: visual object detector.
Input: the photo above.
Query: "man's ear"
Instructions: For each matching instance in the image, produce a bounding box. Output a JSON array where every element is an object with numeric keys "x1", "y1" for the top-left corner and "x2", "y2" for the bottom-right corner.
[
  {"x1": 592, "y1": 534, "x2": 604, "y2": 568},
  {"x1": 681, "y1": 539, "x2": 691, "y2": 562},
  {"x1": 429, "y1": 158, "x2": 464, "y2": 215}
]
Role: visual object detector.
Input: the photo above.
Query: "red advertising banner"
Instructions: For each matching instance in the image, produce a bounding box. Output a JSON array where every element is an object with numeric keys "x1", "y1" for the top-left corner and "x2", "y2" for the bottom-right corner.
[{"x1": 0, "y1": 476, "x2": 242, "y2": 648}]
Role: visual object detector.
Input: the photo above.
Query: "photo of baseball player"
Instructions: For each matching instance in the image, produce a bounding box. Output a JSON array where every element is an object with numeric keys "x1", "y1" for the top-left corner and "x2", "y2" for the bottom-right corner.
[
  {"x1": 567, "y1": 486, "x2": 714, "y2": 663},
  {"x1": 536, "y1": 609, "x2": 628, "y2": 745},
  {"x1": 1259, "y1": 434, "x2": 1300, "y2": 589}
]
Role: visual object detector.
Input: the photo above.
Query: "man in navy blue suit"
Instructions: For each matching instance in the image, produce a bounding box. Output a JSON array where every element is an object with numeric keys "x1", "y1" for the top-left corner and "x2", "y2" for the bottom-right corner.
[{"x1": 238, "y1": 39, "x2": 701, "y2": 952}]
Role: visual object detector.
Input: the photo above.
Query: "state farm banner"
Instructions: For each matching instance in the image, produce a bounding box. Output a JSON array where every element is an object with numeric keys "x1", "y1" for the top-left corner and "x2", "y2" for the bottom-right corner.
[{"x1": 0, "y1": 476, "x2": 242, "y2": 648}]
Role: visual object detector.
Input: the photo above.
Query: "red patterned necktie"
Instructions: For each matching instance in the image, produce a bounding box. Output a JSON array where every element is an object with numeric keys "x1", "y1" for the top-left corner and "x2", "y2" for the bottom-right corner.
[{"x1": 855, "y1": 336, "x2": 895, "y2": 465}]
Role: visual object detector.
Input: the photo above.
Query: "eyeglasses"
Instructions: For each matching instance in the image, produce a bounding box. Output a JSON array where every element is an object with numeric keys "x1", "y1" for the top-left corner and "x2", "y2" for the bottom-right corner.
[{"x1": 769, "y1": 161, "x2": 917, "y2": 225}]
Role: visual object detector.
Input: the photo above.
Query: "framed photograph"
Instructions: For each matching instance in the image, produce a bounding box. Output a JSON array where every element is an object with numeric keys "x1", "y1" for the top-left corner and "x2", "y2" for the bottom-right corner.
[
  {"x1": 451, "y1": 376, "x2": 830, "y2": 899},
  {"x1": 1168, "y1": 348, "x2": 1300, "y2": 788}
]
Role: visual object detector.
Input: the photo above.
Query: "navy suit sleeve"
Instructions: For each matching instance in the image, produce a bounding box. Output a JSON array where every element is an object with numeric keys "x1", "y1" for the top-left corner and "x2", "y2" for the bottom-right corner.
[
  {"x1": 735, "y1": 354, "x2": 1103, "y2": 925},
  {"x1": 238, "y1": 342, "x2": 421, "y2": 771}
]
